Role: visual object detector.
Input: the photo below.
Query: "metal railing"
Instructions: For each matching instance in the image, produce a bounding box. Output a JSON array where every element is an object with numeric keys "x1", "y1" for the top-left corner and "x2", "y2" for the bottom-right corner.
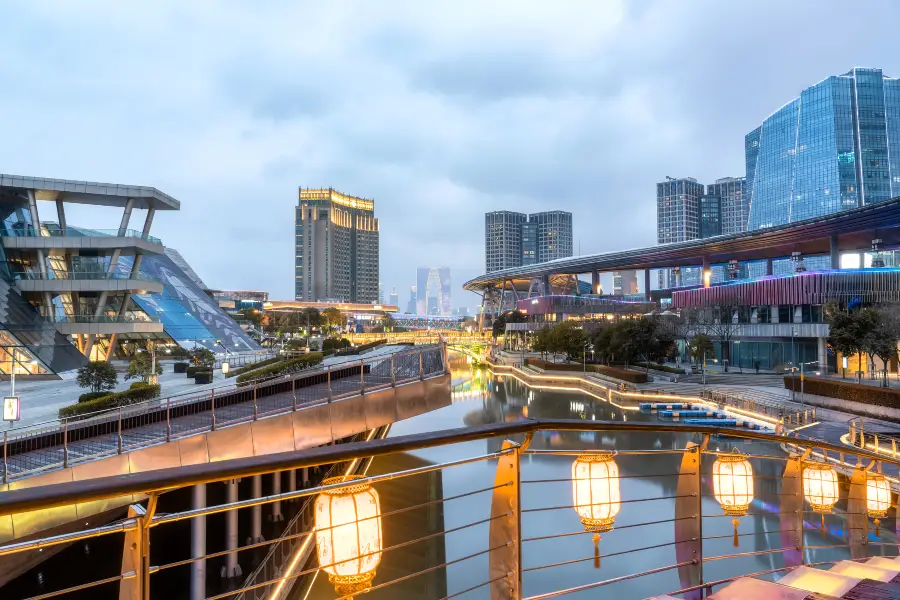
[
  {"x1": 2, "y1": 224, "x2": 162, "y2": 245},
  {"x1": 0, "y1": 419, "x2": 894, "y2": 600},
  {"x1": 700, "y1": 389, "x2": 816, "y2": 426},
  {"x1": 1, "y1": 344, "x2": 446, "y2": 483}
]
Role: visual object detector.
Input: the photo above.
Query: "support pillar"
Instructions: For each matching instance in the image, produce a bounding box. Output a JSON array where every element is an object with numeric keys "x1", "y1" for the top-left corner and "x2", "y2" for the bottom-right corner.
[
  {"x1": 643, "y1": 269, "x2": 651, "y2": 301},
  {"x1": 191, "y1": 484, "x2": 207, "y2": 600},
  {"x1": 26, "y1": 190, "x2": 53, "y2": 314},
  {"x1": 591, "y1": 271, "x2": 600, "y2": 295},
  {"x1": 248, "y1": 475, "x2": 263, "y2": 545},
  {"x1": 830, "y1": 235, "x2": 840, "y2": 270},
  {"x1": 541, "y1": 274, "x2": 550, "y2": 296},
  {"x1": 288, "y1": 469, "x2": 297, "y2": 499},
  {"x1": 765, "y1": 258, "x2": 773, "y2": 276},
  {"x1": 817, "y1": 337, "x2": 828, "y2": 373},
  {"x1": 55, "y1": 199, "x2": 67, "y2": 234},
  {"x1": 221, "y1": 480, "x2": 241, "y2": 578},
  {"x1": 673, "y1": 266, "x2": 682, "y2": 288},
  {"x1": 118, "y1": 198, "x2": 135, "y2": 236},
  {"x1": 271, "y1": 472, "x2": 284, "y2": 522},
  {"x1": 141, "y1": 207, "x2": 156, "y2": 238},
  {"x1": 302, "y1": 467, "x2": 309, "y2": 488}
]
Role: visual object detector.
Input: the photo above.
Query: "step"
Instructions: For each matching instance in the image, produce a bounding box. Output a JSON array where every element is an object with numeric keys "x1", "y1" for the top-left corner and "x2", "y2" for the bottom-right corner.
[
  {"x1": 776, "y1": 566, "x2": 862, "y2": 597},
  {"x1": 829, "y1": 560, "x2": 899, "y2": 582},
  {"x1": 640, "y1": 402, "x2": 694, "y2": 410},
  {"x1": 708, "y1": 577, "x2": 831, "y2": 599},
  {"x1": 658, "y1": 410, "x2": 721, "y2": 418}
]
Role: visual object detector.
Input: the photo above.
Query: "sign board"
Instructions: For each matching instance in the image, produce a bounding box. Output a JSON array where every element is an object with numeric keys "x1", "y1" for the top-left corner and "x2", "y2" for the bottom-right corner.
[
  {"x1": 843, "y1": 356, "x2": 849, "y2": 369},
  {"x1": 3, "y1": 396, "x2": 20, "y2": 422},
  {"x1": 221, "y1": 362, "x2": 230, "y2": 374}
]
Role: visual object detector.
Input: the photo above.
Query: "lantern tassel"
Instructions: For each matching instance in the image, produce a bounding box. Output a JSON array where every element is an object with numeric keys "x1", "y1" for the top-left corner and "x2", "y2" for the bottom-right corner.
[
  {"x1": 821, "y1": 513, "x2": 825, "y2": 535},
  {"x1": 875, "y1": 518, "x2": 881, "y2": 538},
  {"x1": 593, "y1": 533, "x2": 601, "y2": 568},
  {"x1": 732, "y1": 518, "x2": 740, "y2": 548}
]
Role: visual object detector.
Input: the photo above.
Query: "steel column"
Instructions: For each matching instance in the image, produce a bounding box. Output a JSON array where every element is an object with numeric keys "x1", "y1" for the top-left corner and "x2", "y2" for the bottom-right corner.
[
  {"x1": 271, "y1": 472, "x2": 283, "y2": 522},
  {"x1": 489, "y1": 441, "x2": 520, "y2": 599},
  {"x1": 780, "y1": 455, "x2": 804, "y2": 567},
  {"x1": 222, "y1": 480, "x2": 241, "y2": 578},
  {"x1": 191, "y1": 484, "x2": 206, "y2": 600},
  {"x1": 249, "y1": 475, "x2": 263, "y2": 545},
  {"x1": 644, "y1": 269, "x2": 651, "y2": 300},
  {"x1": 118, "y1": 198, "x2": 135, "y2": 236},
  {"x1": 117, "y1": 408, "x2": 123, "y2": 454},
  {"x1": 675, "y1": 440, "x2": 704, "y2": 599}
]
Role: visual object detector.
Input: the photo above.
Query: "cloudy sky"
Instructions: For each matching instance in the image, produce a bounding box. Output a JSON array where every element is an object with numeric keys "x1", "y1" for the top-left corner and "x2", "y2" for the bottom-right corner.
[{"x1": 1, "y1": 1, "x2": 898, "y2": 310}]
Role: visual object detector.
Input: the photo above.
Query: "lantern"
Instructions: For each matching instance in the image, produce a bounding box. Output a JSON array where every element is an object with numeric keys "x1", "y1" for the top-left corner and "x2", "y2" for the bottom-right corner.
[
  {"x1": 712, "y1": 452, "x2": 754, "y2": 547},
  {"x1": 572, "y1": 452, "x2": 620, "y2": 567},
  {"x1": 803, "y1": 462, "x2": 839, "y2": 533},
  {"x1": 221, "y1": 361, "x2": 230, "y2": 375},
  {"x1": 315, "y1": 475, "x2": 383, "y2": 596},
  {"x1": 866, "y1": 472, "x2": 891, "y2": 537}
]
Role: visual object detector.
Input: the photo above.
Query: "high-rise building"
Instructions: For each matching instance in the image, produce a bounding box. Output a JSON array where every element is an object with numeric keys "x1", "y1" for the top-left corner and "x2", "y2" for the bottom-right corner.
[
  {"x1": 612, "y1": 270, "x2": 639, "y2": 295},
  {"x1": 378, "y1": 282, "x2": 384, "y2": 304},
  {"x1": 485, "y1": 211, "x2": 527, "y2": 273},
  {"x1": 708, "y1": 177, "x2": 747, "y2": 235},
  {"x1": 698, "y1": 194, "x2": 722, "y2": 239},
  {"x1": 406, "y1": 286, "x2": 417, "y2": 314},
  {"x1": 485, "y1": 210, "x2": 573, "y2": 272},
  {"x1": 389, "y1": 286, "x2": 399, "y2": 307},
  {"x1": 746, "y1": 68, "x2": 900, "y2": 230},
  {"x1": 657, "y1": 177, "x2": 704, "y2": 244},
  {"x1": 529, "y1": 210, "x2": 574, "y2": 263},
  {"x1": 295, "y1": 188, "x2": 379, "y2": 303},
  {"x1": 416, "y1": 267, "x2": 451, "y2": 316}
]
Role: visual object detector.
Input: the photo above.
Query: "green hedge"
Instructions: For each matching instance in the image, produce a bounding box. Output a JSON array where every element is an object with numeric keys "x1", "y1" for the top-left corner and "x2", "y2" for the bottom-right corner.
[
  {"x1": 174, "y1": 362, "x2": 189, "y2": 373},
  {"x1": 195, "y1": 370, "x2": 213, "y2": 384},
  {"x1": 784, "y1": 376, "x2": 900, "y2": 409},
  {"x1": 634, "y1": 362, "x2": 685, "y2": 374},
  {"x1": 225, "y1": 356, "x2": 283, "y2": 378},
  {"x1": 525, "y1": 358, "x2": 648, "y2": 384},
  {"x1": 60, "y1": 383, "x2": 161, "y2": 419},
  {"x1": 334, "y1": 339, "x2": 386, "y2": 357},
  {"x1": 186, "y1": 366, "x2": 200, "y2": 377},
  {"x1": 78, "y1": 391, "x2": 109, "y2": 403},
  {"x1": 236, "y1": 353, "x2": 324, "y2": 384}
]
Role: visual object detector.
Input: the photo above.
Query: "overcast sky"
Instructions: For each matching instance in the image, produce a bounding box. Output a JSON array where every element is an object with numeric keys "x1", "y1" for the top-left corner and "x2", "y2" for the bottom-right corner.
[{"x1": 1, "y1": 1, "x2": 898, "y2": 310}]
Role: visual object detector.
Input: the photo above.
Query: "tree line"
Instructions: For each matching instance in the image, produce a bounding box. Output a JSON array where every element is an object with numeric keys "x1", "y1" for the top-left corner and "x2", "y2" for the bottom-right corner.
[{"x1": 827, "y1": 303, "x2": 900, "y2": 385}]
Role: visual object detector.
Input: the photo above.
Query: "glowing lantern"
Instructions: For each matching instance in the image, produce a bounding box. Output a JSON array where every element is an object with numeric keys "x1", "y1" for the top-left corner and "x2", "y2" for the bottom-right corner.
[
  {"x1": 803, "y1": 462, "x2": 839, "y2": 533},
  {"x1": 713, "y1": 452, "x2": 754, "y2": 547},
  {"x1": 315, "y1": 476, "x2": 383, "y2": 596},
  {"x1": 866, "y1": 472, "x2": 891, "y2": 537},
  {"x1": 221, "y1": 361, "x2": 230, "y2": 375},
  {"x1": 572, "y1": 452, "x2": 620, "y2": 567}
]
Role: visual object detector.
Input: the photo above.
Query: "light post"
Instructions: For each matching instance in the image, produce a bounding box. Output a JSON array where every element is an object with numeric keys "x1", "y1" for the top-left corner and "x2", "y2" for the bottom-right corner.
[
  {"x1": 791, "y1": 326, "x2": 797, "y2": 402},
  {"x1": 702, "y1": 351, "x2": 706, "y2": 386}
]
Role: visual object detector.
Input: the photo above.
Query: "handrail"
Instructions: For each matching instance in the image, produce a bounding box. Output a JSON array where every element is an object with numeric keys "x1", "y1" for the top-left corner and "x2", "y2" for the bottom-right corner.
[{"x1": 0, "y1": 417, "x2": 888, "y2": 517}]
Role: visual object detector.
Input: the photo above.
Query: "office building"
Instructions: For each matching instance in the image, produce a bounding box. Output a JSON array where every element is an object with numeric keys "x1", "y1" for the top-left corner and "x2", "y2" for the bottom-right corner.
[
  {"x1": 295, "y1": 188, "x2": 379, "y2": 303},
  {"x1": 747, "y1": 67, "x2": 900, "y2": 230},
  {"x1": 657, "y1": 177, "x2": 704, "y2": 244},
  {"x1": 416, "y1": 267, "x2": 451, "y2": 316},
  {"x1": 212, "y1": 290, "x2": 270, "y2": 303},
  {"x1": 378, "y1": 282, "x2": 384, "y2": 304},
  {"x1": 389, "y1": 286, "x2": 399, "y2": 307},
  {"x1": 612, "y1": 270, "x2": 639, "y2": 295},
  {"x1": 698, "y1": 194, "x2": 721, "y2": 239},
  {"x1": 485, "y1": 210, "x2": 573, "y2": 273},
  {"x1": 708, "y1": 177, "x2": 747, "y2": 235},
  {"x1": 485, "y1": 211, "x2": 527, "y2": 273},
  {"x1": 406, "y1": 286, "x2": 417, "y2": 314}
]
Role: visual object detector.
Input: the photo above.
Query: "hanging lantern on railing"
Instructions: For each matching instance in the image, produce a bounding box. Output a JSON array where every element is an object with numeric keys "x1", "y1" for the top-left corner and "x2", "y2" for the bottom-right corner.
[
  {"x1": 802, "y1": 462, "x2": 839, "y2": 533},
  {"x1": 712, "y1": 451, "x2": 754, "y2": 547},
  {"x1": 315, "y1": 475, "x2": 383, "y2": 597},
  {"x1": 866, "y1": 472, "x2": 891, "y2": 537},
  {"x1": 572, "y1": 451, "x2": 621, "y2": 567}
]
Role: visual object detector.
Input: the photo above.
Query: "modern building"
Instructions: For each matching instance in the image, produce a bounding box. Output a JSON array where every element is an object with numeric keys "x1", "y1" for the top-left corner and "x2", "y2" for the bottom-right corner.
[
  {"x1": 485, "y1": 210, "x2": 573, "y2": 273},
  {"x1": 657, "y1": 177, "x2": 704, "y2": 244},
  {"x1": 485, "y1": 211, "x2": 527, "y2": 273},
  {"x1": 708, "y1": 177, "x2": 747, "y2": 235},
  {"x1": 0, "y1": 174, "x2": 258, "y2": 375},
  {"x1": 389, "y1": 286, "x2": 399, "y2": 307},
  {"x1": 612, "y1": 270, "x2": 639, "y2": 295},
  {"x1": 378, "y1": 282, "x2": 384, "y2": 304},
  {"x1": 698, "y1": 194, "x2": 722, "y2": 239},
  {"x1": 746, "y1": 67, "x2": 900, "y2": 230},
  {"x1": 416, "y1": 267, "x2": 451, "y2": 316},
  {"x1": 295, "y1": 188, "x2": 379, "y2": 303},
  {"x1": 212, "y1": 290, "x2": 270, "y2": 303},
  {"x1": 406, "y1": 285, "x2": 417, "y2": 314}
]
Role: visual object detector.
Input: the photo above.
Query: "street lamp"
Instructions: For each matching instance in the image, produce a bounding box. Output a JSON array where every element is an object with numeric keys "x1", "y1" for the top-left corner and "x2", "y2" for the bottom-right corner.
[{"x1": 790, "y1": 326, "x2": 797, "y2": 402}]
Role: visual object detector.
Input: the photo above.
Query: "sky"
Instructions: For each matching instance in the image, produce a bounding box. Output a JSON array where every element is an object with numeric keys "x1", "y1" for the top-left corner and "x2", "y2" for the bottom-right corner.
[{"x1": 0, "y1": 1, "x2": 898, "y2": 311}]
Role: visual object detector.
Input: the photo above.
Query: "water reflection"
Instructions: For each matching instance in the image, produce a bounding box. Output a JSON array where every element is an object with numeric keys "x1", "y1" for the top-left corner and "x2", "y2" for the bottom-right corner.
[{"x1": 301, "y1": 352, "x2": 897, "y2": 599}]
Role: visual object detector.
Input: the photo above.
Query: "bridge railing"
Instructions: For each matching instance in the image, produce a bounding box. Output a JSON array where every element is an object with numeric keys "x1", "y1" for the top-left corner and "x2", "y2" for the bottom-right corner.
[
  {"x1": 0, "y1": 419, "x2": 894, "y2": 600},
  {"x1": 1, "y1": 344, "x2": 446, "y2": 483}
]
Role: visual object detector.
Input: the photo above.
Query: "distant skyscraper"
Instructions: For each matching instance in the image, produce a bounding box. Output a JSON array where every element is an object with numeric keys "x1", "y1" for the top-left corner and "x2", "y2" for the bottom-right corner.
[
  {"x1": 389, "y1": 286, "x2": 399, "y2": 307},
  {"x1": 485, "y1": 211, "x2": 527, "y2": 273},
  {"x1": 613, "y1": 270, "x2": 639, "y2": 295},
  {"x1": 406, "y1": 286, "x2": 417, "y2": 314},
  {"x1": 708, "y1": 177, "x2": 747, "y2": 235},
  {"x1": 295, "y1": 188, "x2": 379, "y2": 302},
  {"x1": 485, "y1": 210, "x2": 573, "y2": 272},
  {"x1": 747, "y1": 68, "x2": 900, "y2": 230},
  {"x1": 698, "y1": 194, "x2": 721, "y2": 239},
  {"x1": 416, "y1": 267, "x2": 451, "y2": 315},
  {"x1": 657, "y1": 177, "x2": 704, "y2": 244},
  {"x1": 378, "y1": 282, "x2": 384, "y2": 304}
]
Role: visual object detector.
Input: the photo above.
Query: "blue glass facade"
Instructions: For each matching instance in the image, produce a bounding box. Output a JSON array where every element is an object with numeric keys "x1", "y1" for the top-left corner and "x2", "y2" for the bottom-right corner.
[{"x1": 747, "y1": 68, "x2": 899, "y2": 230}]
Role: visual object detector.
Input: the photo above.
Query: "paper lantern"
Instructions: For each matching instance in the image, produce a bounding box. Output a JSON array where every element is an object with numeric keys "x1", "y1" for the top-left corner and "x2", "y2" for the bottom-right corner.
[
  {"x1": 315, "y1": 476, "x2": 383, "y2": 596},
  {"x1": 866, "y1": 472, "x2": 891, "y2": 537},
  {"x1": 803, "y1": 462, "x2": 839, "y2": 533},
  {"x1": 572, "y1": 452, "x2": 621, "y2": 532},
  {"x1": 713, "y1": 452, "x2": 754, "y2": 546}
]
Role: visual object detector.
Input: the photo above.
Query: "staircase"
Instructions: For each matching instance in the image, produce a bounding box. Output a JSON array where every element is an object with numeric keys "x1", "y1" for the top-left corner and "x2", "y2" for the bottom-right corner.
[
  {"x1": 649, "y1": 557, "x2": 900, "y2": 599},
  {"x1": 677, "y1": 372, "x2": 786, "y2": 387}
]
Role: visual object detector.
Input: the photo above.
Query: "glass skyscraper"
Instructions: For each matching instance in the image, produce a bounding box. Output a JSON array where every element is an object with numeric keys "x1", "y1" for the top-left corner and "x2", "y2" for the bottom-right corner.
[{"x1": 746, "y1": 68, "x2": 900, "y2": 230}]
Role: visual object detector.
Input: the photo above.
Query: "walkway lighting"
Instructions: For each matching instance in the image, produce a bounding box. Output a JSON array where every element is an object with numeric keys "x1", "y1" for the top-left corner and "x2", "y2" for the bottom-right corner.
[
  {"x1": 803, "y1": 462, "x2": 839, "y2": 532},
  {"x1": 572, "y1": 452, "x2": 620, "y2": 566},
  {"x1": 315, "y1": 475, "x2": 383, "y2": 596},
  {"x1": 712, "y1": 451, "x2": 754, "y2": 547},
  {"x1": 221, "y1": 361, "x2": 230, "y2": 374},
  {"x1": 866, "y1": 472, "x2": 891, "y2": 536}
]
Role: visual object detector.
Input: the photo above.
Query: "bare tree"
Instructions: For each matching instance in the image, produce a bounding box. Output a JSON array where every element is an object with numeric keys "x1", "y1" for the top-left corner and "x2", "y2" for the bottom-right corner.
[{"x1": 704, "y1": 304, "x2": 743, "y2": 372}]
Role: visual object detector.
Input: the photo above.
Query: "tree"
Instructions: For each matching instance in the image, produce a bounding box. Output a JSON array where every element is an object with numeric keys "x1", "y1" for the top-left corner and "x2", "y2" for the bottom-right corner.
[
  {"x1": 126, "y1": 352, "x2": 163, "y2": 382},
  {"x1": 492, "y1": 310, "x2": 525, "y2": 338},
  {"x1": 860, "y1": 306, "x2": 900, "y2": 386},
  {"x1": 548, "y1": 321, "x2": 588, "y2": 362},
  {"x1": 77, "y1": 361, "x2": 118, "y2": 393},
  {"x1": 301, "y1": 307, "x2": 324, "y2": 330},
  {"x1": 704, "y1": 305, "x2": 743, "y2": 371},
  {"x1": 827, "y1": 307, "x2": 870, "y2": 378},
  {"x1": 531, "y1": 326, "x2": 552, "y2": 360},
  {"x1": 591, "y1": 324, "x2": 617, "y2": 364},
  {"x1": 235, "y1": 308, "x2": 263, "y2": 327},
  {"x1": 690, "y1": 334, "x2": 714, "y2": 365},
  {"x1": 322, "y1": 307, "x2": 347, "y2": 330},
  {"x1": 190, "y1": 347, "x2": 215, "y2": 368}
]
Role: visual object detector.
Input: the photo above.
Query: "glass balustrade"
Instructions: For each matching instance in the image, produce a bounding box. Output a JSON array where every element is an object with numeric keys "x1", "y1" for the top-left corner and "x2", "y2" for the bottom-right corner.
[{"x1": 1, "y1": 223, "x2": 162, "y2": 245}]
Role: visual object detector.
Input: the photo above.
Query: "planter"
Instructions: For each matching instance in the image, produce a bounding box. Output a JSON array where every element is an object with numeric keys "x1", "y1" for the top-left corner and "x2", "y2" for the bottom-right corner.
[
  {"x1": 174, "y1": 362, "x2": 189, "y2": 374},
  {"x1": 186, "y1": 366, "x2": 199, "y2": 377},
  {"x1": 194, "y1": 371, "x2": 213, "y2": 384}
]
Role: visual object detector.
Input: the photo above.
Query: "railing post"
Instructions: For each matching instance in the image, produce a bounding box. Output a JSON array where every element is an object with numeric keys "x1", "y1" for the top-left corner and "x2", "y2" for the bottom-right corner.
[
  {"x1": 2, "y1": 430, "x2": 7, "y2": 484},
  {"x1": 292, "y1": 377, "x2": 297, "y2": 412},
  {"x1": 391, "y1": 353, "x2": 396, "y2": 387},
  {"x1": 117, "y1": 408, "x2": 123, "y2": 454},
  {"x1": 63, "y1": 420, "x2": 69, "y2": 468},
  {"x1": 360, "y1": 359, "x2": 365, "y2": 394},
  {"x1": 419, "y1": 351, "x2": 424, "y2": 381},
  {"x1": 327, "y1": 367, "x2": 332, "y2": 402},
  {"x1": 165, "y1": 398, "x2": 171, "y2": 443},
  {"x1": 211, "y1": 388, "x2": 217, "y2": 431},
  {"x1": 253, "y1": 385, "x2": 258, "y2": 421}
]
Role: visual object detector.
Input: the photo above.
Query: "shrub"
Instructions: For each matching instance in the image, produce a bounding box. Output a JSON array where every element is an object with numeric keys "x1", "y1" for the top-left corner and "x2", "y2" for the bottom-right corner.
[
  {"x1": 59, "y1": 383, "x2": 161, "y2": 419},
  {"x1": 235, "y1": 353, "x2": 324, "y2": 384},
  {"x1": 174, "y1": 362, "x2": 189, "y2": 373},
  {"x1": 186, "y1": 366, "x2": 199, "y2": 377},
  {"x1": 78, "y1": 391, "x2": 109, "y2": 403},
  {"x1": 634, "y1": 362, "x2": 686, "y2": 374},
  {"x1": 76, "y1": 361, "x2": 118, "y2": 393},
  {"x1": 334, "y1": 339, "x2": 386, "y2": 357},
  {"x1": 191, "y1": 347, "x2": 215, "y2": 368},
  {"x1": 226, "y1": 356, "x2": 284, "y2": 378},
  {"x1": 525, "y1": 358, "x2": 648, "y2": 384},
  {"x1": 194, "y1": 370, "x2": 213, "y2": 384},
  {"x1": 322, "y1": 338, "x2": 352, "y2": 353},
  {"x1": 127, "y1": 352, "x2": 163, "y2": 382},
  {"x1": 784, "y1": 376, "x2": 900, "y2": 409}
]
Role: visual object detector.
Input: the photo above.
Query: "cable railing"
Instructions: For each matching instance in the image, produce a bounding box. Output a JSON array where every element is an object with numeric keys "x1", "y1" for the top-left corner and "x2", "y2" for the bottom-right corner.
[
  {"x1": 0, "y1": 419, "x2": 896, "y2": 600},
  {"x1": 1, "y1": 344, "x2": 447, "y2": 483}
]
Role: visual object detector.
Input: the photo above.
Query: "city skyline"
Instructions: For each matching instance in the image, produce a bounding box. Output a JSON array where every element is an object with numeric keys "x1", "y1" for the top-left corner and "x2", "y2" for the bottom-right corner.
[{"x1": 1, "y1": 4, "x2": 898, "y2": 309}]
